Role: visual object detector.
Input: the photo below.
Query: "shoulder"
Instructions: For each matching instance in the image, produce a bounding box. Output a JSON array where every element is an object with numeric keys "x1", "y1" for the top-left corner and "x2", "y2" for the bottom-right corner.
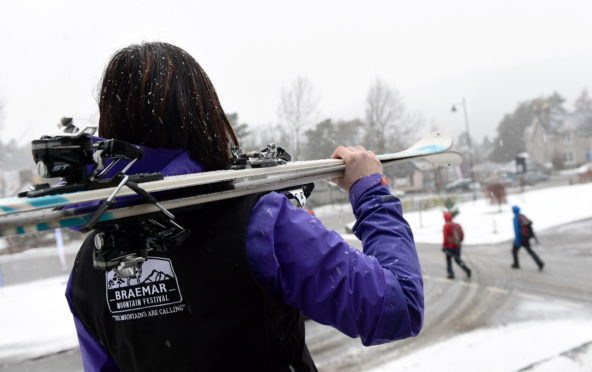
[
  {"x1": 251, "y1": 192, "x2": 289, "y2": 215},
  {"x1": 250, "y1": 192, "x2": 311, "y2": 226},
  {"x1": 160, "y1": 151, "x2": 204, "y2": 176}
]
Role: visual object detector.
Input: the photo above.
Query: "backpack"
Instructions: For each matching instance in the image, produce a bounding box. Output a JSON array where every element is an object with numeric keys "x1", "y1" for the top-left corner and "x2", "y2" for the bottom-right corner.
[
  {"x1": 450, "y1": 223, "x2": 464, "y2": 246},
  {"x1": 519, "y1": 215, "x2": 534, "y2": 239}
]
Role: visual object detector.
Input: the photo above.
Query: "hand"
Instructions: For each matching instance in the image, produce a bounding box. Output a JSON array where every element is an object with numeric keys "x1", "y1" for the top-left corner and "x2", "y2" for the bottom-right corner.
[{"x1": 331, "y1": 146, "x2": 383, "y2": 191}]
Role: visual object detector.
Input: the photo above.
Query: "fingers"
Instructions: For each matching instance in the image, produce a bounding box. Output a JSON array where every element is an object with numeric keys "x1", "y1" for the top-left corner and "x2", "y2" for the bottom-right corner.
[
  {"x1": 331, "y1": 145, "x2": 368, "y2": 159},
  {"x1": 331, "y1": 146, "x2": 346, "y2": 159},
  {"x1": 330, "y1": 144, "x2": 383, "y2": 192}
]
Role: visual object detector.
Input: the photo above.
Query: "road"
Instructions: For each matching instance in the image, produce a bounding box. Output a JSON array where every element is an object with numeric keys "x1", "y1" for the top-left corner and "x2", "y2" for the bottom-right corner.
[
  {"x1": 306, "y1": 217, "x2": 592, "y2": 371},
  {"x1": 1, "y1": 213, "x2": 591, "y2": 371}
]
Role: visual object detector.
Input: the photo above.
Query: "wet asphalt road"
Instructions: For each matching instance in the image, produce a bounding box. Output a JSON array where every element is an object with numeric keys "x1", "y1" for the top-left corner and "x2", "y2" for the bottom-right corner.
[
  {"x1": 306, "y1": 217, "x2": 592, "y2": 371},
  {"x1": 1, "y1": 215, "x2": 591, "y2": 371}
]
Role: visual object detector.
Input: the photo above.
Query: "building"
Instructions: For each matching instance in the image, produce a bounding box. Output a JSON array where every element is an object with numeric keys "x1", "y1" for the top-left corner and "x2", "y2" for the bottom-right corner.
[
  {"x1": 386, "y1": 160, "x2": 453, "y2": 193},
  {"x1": 524, "y1": 112, "x2": 592, "y2": 169}
]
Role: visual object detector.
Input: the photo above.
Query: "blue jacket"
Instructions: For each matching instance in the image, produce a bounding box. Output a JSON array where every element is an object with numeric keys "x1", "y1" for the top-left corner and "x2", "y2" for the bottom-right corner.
[
  {"x1": 512, "y1": 205, "x2": 522, "y2": 247},
  {"x1": 66, "y1": 145, "x2": 424, "y2": 371}
]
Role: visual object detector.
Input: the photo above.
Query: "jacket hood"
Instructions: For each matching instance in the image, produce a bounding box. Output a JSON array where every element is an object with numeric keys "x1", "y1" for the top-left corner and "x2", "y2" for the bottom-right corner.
[
  {"x1": 66, "y1": 137, "x2": 204, "y2": 230},
  {"x1": 91, "y1": 136, "x2": 204, "y2": 177},
  {"x1": 443, "y1": 211, "x2": 453, "y2": 222},
  {"x1": 512, "y1": 205, "x2": 521, "y2": 215}
]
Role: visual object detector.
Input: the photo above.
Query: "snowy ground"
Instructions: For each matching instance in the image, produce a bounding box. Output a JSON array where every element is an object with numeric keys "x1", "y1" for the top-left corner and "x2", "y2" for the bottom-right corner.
[
  {"x1": 1, "y1": 182, "x2": 592, "y2": 370},
  {"x1": 370, "y1": 318, "x2": 592, "y2": 372},
  {"x1": 330, "y1": 181, "x2": 592, "y2": 245},
  {"x1": 406, "y1": 182, "x2": 592, "y2": 246},
  {"x1": 0, "y1": 276, "x2": 76, "y2": 364}
]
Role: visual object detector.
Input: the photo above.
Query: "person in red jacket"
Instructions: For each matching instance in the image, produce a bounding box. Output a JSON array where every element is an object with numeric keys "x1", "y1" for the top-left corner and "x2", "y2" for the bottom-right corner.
[{"x1": 442, "y1": 211, "x2": 472, "y2": 279}]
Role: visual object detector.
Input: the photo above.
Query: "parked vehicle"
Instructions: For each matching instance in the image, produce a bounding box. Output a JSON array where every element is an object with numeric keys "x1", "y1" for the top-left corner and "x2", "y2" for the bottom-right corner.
[
  {"x1": 521, "y1": 170, "x2": 550, "y2": 185},
  {"x1": 482, "y1": 172, "x2": 516, "y2": 186},
  {"x1": 445, "y1": 178, "x2": 475, "y2": 192}
]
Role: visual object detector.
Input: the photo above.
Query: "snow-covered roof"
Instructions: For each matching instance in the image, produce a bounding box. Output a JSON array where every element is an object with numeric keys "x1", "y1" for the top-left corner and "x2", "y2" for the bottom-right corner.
[
  {"x1": 560, "y1": 111, "x2": 592, "y2": 131},
  {"x1": 534, "y1": 112, "x2": 592, "y2": 134}
]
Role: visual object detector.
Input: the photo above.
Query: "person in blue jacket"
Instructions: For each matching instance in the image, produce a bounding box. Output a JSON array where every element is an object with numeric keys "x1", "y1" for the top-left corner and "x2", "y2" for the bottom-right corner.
[
  {"x1": 511, "y1": 205, "x2": 544, "y2": 270},
  {"x1": 66, "y1": 42, "x2": 423, "y2": 372}
]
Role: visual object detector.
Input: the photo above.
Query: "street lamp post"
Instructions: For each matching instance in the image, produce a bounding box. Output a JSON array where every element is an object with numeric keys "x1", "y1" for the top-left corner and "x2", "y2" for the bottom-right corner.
[{"x1": 452, "y1": 98, "x2": 477, "y2": 200}]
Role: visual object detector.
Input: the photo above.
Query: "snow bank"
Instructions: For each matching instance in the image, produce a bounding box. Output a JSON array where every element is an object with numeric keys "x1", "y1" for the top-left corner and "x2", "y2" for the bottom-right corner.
[
  {"x1": 370, "y1": 319, "x2": 592, "y2": 372},
  {"x1": 0, "y1": 276, "x2": 78, "y2": 363}
]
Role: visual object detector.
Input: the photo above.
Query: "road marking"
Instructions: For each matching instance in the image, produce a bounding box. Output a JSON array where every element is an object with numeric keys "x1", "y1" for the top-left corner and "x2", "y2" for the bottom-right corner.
[
  {"x1": 486, "y1": 286, "x2": 509, "y2": 294},
  {"x1": 516, "y1": 292, "x2": 544, "y2": 301},
  {"x1": 430, "y1": 277, "x2": 480, "y2": 288},
  {"x1": 552, "y1": 300, "x2": 585, "y2": 309}
]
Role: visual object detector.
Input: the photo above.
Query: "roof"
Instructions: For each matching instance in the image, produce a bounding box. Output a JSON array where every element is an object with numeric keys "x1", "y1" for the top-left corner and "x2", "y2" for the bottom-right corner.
[{"x1": 561, "y1": 112, "x2": 592, "y2": 131}]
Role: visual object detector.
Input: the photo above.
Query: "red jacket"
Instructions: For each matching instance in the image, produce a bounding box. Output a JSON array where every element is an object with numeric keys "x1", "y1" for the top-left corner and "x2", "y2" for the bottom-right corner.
[{"x1": 443, "y1": 212, "x2": 464, "y2": 249}]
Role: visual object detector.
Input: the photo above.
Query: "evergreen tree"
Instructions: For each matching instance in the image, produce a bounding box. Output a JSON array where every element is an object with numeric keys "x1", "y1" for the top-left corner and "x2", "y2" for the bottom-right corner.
[
  {"x1": 303, "y1": 119, "x2": 338, "y2": 160},
  {"x1": 226, "y1": 112, "x2": 251, "y2": 144},
  {"x1": 443, "y1": 196, "x2": 459, "y2": 218},
  {"x1": 489, "y1": 92, "x2": 566, "y2": 163}
]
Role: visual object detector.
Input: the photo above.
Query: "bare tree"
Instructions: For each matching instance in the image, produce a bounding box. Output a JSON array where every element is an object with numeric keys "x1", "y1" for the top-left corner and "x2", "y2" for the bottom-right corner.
[
  {"x1": 391, "y1": 110, "x2": 425, "y2": 150},
  {"x1": 277, "y1": 77, "x2": 318, "y2": 159},
  {"x1": 364, "y1": 79, "x2": 405, "y2": 153},
  {"x1": 247, "y1": 123, "x2": 291, "y2": 153},
  {"x1": 574, "y1": 88, "x2": 592, "y2": 113}
]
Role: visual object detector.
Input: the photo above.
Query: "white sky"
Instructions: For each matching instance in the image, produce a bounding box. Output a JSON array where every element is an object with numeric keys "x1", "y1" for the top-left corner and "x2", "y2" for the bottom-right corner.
[{"x1": 1, "y1": 0, "x2": 591, "y2": 145}]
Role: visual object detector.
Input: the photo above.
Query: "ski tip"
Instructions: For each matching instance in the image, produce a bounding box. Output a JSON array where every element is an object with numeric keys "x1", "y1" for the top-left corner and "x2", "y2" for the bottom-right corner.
[
  {"x1": 414, "y1": 132, "x2": 454, "y2": 152},
  {"x1": 423, "y1": 151, "x2": 463, "y2": 167}
]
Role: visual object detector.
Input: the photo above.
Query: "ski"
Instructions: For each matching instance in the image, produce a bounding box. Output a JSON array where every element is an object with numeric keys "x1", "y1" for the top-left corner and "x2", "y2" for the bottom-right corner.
[{"x1": 0, "y1": 132, "x2": 462, "y2": 237}]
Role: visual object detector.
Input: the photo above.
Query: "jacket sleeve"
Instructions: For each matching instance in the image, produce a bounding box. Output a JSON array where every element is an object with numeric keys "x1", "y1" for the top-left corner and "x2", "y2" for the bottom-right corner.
[
  {"x1": 246, "y1": 174, "x2": 423, "y2": 346},
  {"x1": 66, "y1": 275, "x2": 120, "y2": 372},
  {"x1": 513, "y1": 216, "x2": 521, "y2": 246},
  {"x1": 442, "y1": 223, "x2": 449, "y2": 248}
]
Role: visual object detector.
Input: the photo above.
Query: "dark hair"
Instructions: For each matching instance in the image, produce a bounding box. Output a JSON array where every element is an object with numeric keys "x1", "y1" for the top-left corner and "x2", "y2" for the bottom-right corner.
[{"x1": 98, "y1": 42, "x2": 238, "y2": 170}]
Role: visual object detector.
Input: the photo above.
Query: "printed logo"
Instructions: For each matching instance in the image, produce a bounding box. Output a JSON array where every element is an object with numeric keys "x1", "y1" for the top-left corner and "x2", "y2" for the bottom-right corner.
[{"x1": 105, "y1": 257, "x2": 185, "y2": 320}]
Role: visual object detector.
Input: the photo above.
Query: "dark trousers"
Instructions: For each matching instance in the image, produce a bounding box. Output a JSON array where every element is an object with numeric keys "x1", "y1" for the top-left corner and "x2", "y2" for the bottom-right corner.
[
  {"x1": 512, "y1": 239, "x2": 544, "y2": 268},
  {"x1": 442, "y1": 247, "x2": 470, "y2": 277}
]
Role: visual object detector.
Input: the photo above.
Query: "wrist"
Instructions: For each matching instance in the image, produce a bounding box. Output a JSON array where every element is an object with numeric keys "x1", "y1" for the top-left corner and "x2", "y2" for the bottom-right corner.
[{"x1": 349, "y1": 173, "x2": 385, "y2": 205}]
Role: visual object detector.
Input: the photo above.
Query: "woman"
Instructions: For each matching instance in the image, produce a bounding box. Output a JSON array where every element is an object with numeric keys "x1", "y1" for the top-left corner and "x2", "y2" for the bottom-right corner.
[{"x1": 67, "y1": 42, "x2": 423, "y2": 372}]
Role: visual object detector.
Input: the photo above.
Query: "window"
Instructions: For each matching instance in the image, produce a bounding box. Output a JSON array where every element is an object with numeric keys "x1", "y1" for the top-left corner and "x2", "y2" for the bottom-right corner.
[
  {"x1": 564, "y1": 151, "x2": 574, "y2": 162},
  {"x1": 562, "y1": 132, "x2": 572, "y2": 144}
]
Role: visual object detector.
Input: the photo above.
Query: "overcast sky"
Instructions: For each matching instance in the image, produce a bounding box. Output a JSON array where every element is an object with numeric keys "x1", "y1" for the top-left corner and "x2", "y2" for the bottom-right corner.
[{"x1": 1, "y1": 0, "x2": 591, "y2": 147}]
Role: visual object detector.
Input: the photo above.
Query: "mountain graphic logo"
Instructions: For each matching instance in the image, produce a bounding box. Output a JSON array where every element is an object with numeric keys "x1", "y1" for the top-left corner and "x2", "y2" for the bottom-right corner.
[
  {"x1": 143, "y1": 270, "x2": 174, "y2": 283},
  {"x1": 107, "y1": 257, "x2": 177, "y2": 288},
  {"x1": 105, "y1": 256, "x2": 184, "y2": 315}
]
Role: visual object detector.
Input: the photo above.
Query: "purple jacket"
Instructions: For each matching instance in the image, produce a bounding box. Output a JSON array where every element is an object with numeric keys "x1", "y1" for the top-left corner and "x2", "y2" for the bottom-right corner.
[{"x1": 66, "y1": 146, "x2": 424, "y2": 371}]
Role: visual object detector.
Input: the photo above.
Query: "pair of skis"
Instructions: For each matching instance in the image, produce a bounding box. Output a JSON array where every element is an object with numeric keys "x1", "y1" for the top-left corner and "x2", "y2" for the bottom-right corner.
[{"x1": 0, "y1": 132, "x2": 462, "y2": 238}]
